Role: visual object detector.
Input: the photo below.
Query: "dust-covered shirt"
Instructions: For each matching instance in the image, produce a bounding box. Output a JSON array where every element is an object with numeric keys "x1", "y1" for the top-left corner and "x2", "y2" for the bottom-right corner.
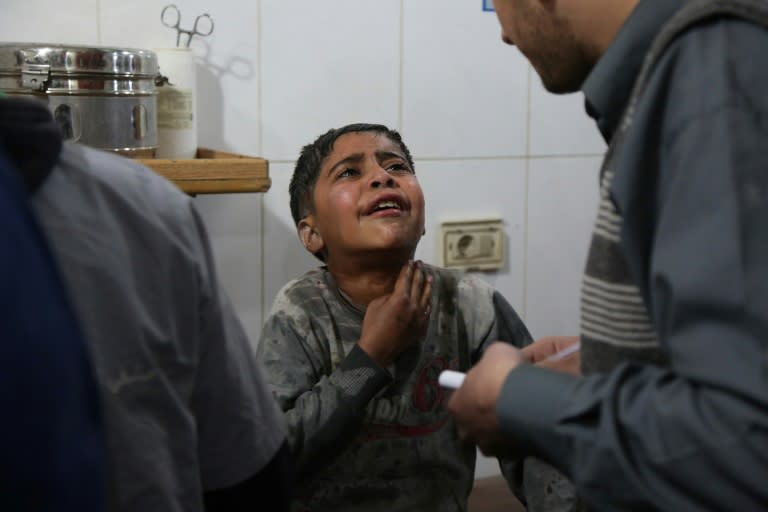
[{"x1": 257, "y1": 264, "x2": 530, "y2": 512}]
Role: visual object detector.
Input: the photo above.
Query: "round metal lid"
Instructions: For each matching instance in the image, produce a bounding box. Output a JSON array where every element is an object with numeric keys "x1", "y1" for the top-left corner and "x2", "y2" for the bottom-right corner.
[{"x1": 0, "y1": 43, "x2": 158, "y2": 77}]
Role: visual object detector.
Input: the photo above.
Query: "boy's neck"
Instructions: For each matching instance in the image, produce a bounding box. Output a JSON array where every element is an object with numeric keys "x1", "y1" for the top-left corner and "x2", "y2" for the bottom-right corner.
[{"x1": 327, "y1": 254, "x2": 414, "y2": 307}]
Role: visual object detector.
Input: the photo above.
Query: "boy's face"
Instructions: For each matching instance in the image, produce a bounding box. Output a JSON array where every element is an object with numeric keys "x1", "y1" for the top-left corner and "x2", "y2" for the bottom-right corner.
[{"x1": 299, "y1": 131, "x2": 425, "y2": 264}]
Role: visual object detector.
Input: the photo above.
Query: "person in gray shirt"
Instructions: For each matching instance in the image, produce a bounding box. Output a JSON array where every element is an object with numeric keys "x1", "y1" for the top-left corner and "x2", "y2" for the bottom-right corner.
[
  {"x1": 2, "y1": 96, "x2": 292, "y2": 512},
  {"x1": 448, "y1": 0, "x2": 768, "y2": 510}
]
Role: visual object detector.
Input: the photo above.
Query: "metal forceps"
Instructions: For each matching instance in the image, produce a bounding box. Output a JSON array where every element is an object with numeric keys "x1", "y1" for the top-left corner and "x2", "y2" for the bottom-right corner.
[{"x1": 161, "y1": 4, "x2": 214, "y2": 48}]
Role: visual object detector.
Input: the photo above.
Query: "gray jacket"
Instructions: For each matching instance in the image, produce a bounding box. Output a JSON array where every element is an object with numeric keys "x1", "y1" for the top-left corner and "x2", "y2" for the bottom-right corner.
[{"x1": 497, "y1": 0, "x2": 768, "y2": 510}]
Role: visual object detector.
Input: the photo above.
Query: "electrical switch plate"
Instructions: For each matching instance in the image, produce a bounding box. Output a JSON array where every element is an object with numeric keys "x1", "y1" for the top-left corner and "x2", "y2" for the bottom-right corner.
[{"x1": 439, "y1": 218, "x2": 504, "y2": 271}]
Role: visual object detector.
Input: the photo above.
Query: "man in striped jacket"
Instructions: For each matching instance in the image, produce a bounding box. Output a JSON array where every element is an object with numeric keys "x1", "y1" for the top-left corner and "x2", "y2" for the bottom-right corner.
[{"x1": 448, "y1": 0, "x2": 768, "y2": 510}]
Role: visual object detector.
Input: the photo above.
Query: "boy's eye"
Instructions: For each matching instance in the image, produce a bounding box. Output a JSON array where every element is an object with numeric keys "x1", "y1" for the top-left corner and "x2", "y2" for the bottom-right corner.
[
  {"x1": 386, "y1": 162, "x2": 413, "y2": 173},
  {"x1": 337, "y1": 168, "x2": 359, "y2": 179}
]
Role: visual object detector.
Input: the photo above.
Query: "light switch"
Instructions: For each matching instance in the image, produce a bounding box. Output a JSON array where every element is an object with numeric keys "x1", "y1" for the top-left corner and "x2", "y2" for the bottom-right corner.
[{"x1": 439, "y1": 218, "x2": 504, "y2": 271}]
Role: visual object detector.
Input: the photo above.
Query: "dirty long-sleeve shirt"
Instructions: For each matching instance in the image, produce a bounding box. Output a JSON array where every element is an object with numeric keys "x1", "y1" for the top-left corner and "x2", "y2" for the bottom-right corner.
[{"x1": 257, "y1": 265, "x2": 538, "y2": 511}]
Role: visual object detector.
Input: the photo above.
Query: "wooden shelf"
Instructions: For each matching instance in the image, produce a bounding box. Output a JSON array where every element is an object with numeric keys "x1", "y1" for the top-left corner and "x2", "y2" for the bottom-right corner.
[{"x1": 138, "y1": 148, "x2": 271, "y2": 195}]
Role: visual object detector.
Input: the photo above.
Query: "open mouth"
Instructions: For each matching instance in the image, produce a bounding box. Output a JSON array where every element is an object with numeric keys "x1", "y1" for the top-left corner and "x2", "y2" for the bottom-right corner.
[{"x1": 365, "y1": 195, "x2": 407, "y2": 215}]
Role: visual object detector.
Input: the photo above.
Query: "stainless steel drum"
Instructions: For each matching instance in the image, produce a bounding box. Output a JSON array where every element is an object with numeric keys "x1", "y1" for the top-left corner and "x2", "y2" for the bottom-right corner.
[{"x1": 0, "y1": 43, "x2": 159, "y2": 157}]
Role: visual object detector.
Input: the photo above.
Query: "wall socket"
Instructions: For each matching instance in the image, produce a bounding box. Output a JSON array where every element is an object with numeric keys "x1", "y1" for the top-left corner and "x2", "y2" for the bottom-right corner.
[{"x1": 439, "y1": 218, "x2": 504, "y2": 271}]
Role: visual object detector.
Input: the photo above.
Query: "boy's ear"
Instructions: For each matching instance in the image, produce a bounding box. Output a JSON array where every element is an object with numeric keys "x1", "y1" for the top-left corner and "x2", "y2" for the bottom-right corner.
[{"x1": 298, "y1": 216, "x2": 325, "y2": 254}]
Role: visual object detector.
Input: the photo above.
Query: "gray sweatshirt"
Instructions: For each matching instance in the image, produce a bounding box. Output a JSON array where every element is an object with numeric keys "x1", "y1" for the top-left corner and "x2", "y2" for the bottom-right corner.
[{"x1": 257, "y1": 265, "x2": 544, "y2": 511}]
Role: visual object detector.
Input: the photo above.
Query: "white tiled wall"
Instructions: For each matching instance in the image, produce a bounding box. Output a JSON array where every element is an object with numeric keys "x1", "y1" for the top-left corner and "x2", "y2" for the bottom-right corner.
[
  {"x1": 2, "y1": 0, "x2": 100, "y2": 43},
  {"x1": 261, "y1": 161, "x2": 320, "y2": 328},
  {"x1": 529, "y1": 78, "x2": 606, "y2": 156},
  {"x1": 260, "y1": 0, "x2": 401, "y2": 161},
  {"x1": 2, "y1": 0, "x2": 604, "y2": 480},
  {"x1": 413, "y1": 158, "x2": 527, "y2": 311},
  {"x1": 401, "y1": 1, "x2": 529, "y2": 158},
  {"x1": 525, "y1": 157, "x2": 601, "y2": 338}
]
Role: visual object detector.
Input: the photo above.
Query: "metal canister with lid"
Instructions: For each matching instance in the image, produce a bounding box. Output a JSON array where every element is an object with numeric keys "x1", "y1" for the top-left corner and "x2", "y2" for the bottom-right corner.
[{"x1": 0, "y1": 43, "x2": 160, "y2": 157}]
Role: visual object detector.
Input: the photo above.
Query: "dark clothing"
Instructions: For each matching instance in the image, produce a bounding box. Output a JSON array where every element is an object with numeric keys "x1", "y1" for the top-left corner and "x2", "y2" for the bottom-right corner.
[
  {"x1": 0, "y1": 141, "x2": 105, "y2": 511},
  {"x1": 204, "y1": 440, "x2": 294, "y2": 512},
  {"x1": 582, "y1": 0, "x2": 683, "y2": 143},
  {"x1": 497, "y1": 0, "x2": 768, "y2": 510},
  {"x1": 579, "y1": 0, "x2": 684, "y2": 377}
]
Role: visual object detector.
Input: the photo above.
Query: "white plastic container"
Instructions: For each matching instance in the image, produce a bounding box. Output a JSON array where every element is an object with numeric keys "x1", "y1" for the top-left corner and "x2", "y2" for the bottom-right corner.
[{"x1": 154, "y1": 47, "x2": 197, "y2": 159}]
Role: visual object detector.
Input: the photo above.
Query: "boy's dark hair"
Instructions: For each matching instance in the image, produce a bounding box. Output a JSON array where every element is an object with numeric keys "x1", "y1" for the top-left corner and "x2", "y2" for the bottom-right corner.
[{"x1": 289, "y1": 123, "x2": 415, "y2": 227}]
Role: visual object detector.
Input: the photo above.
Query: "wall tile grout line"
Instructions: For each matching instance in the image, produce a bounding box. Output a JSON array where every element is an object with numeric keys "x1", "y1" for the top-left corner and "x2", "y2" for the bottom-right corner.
[
  {"x1": 522, "y1": 64, "x2": 533, "y2": 323},
  {"x1": 96, "y1": 0, "x2": 102, "y2": 44},
  {"x1": 257, "y1": 0, "x2": 264, "y2": 157},
  {"x1": 398, "y1": 0, "x2": 405, "y2": 132},
  {"x1": 257, "y1": 0, "x2": 266, "y2": 325}
]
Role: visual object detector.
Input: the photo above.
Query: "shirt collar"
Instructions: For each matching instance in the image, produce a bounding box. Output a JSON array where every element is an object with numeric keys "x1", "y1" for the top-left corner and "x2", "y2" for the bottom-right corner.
[{"x1": 582, "y1": 0, "x2": 683, "y2": 142}]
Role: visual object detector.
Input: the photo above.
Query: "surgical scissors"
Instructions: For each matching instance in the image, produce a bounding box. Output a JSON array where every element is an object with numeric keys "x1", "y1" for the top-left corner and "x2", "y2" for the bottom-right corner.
[{"x1": 161, "y1": 4, "x2": 214, "y2": 48}]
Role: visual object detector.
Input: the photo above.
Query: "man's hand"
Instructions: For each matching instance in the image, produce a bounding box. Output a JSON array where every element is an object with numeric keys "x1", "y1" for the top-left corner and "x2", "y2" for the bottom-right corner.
[
  {"x1": 446, "y1": 342, "x2": 525, "y2": 457},
  {"x1": 522, "y1": 336, "x2": 581, "y2": 376},
  {"x1": 358, "y1": 260, "x2": 432, "y2": 367}
]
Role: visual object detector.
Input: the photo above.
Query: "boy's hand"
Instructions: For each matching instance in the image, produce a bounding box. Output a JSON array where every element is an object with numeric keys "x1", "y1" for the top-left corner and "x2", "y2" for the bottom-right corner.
[{"x1": 358, "y1": 260, "x2": 432, "y2": 367}]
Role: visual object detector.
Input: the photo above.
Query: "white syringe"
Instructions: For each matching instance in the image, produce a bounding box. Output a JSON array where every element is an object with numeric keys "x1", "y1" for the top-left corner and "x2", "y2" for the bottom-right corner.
[{"x1": 438, "y1": 342, "x2": 581, "y2": 390}]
